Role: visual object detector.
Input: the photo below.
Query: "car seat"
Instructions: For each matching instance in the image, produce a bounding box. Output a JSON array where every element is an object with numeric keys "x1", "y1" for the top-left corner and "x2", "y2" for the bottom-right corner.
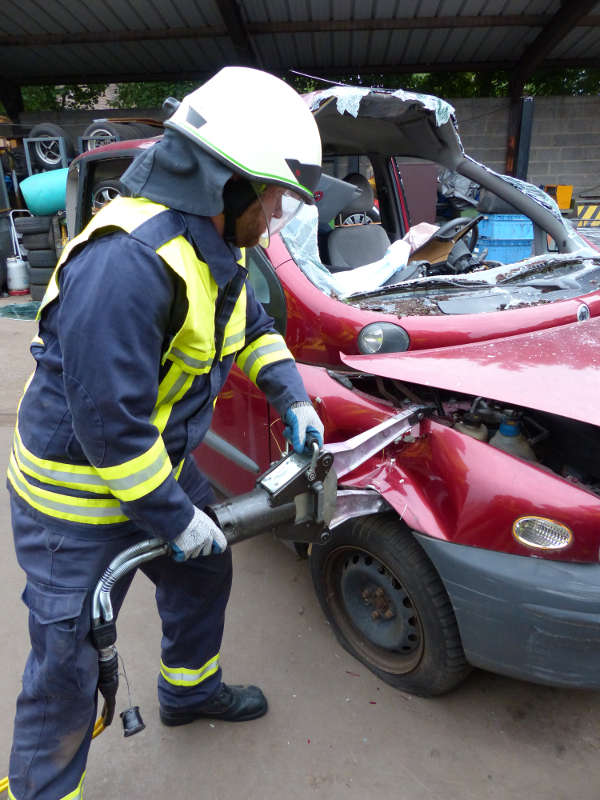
[{"x1": 325, "y1": 173, "x2": 391, "y2": 271}]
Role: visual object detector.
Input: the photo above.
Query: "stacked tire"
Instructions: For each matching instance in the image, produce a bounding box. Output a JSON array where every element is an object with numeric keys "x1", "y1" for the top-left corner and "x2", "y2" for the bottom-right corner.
[
  {"x1": 15, "y1": 216, "x2": 59, "y2": 301},
  {"x1": 82, "y1": 120, "x2": 161, "y2": 151},
  {"x1": 27, "y1": 123, "x2": 74, "y2": 171}
]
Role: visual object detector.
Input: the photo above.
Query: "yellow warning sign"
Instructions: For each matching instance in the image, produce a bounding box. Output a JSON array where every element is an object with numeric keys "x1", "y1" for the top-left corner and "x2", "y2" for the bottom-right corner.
[{"x1": 576, "y1": 204, "x2": 600, "y2": 227}]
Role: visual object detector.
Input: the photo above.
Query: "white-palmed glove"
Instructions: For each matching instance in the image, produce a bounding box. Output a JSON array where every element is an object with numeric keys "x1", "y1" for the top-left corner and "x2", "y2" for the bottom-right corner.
[
  {"x1": 283, "y1": 401, "x2": 325, "y2": 454},
  {"x1": 171, "y1": 507, "x2": 228, "y2": 561}
]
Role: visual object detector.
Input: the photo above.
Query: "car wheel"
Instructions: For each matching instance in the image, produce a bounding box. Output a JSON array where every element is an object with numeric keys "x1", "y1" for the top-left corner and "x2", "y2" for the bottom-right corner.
[
  {"x1": 91, "y1": 179, "x2": 125, "y2": 212},
  {"x1": 82, "y1": 121, "x2": 139, "y2": 151},
  {"x1": 28, "y1": 123, "x2": 74, "y2": 170},
  {"x1": 310, "y1": 514, "x2": 471, "y2": 696},
  {"x1": 27, "y1": 249, "x2": 56, "y2": 268}
]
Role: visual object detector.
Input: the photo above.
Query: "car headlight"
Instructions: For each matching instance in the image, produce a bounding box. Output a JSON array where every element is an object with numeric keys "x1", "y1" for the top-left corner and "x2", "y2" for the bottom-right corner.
[
  {"x1": 512, "y1": 516, "x2": 573, "y2": 550},
  {"x1": 357, "y1": 323, "x2": 410, "y2": 354}
]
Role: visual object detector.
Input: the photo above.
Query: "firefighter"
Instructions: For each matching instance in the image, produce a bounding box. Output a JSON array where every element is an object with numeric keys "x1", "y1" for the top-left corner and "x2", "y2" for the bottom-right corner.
[{"x1": 6, "y1": 67, "x2": 323, "y2": 800}]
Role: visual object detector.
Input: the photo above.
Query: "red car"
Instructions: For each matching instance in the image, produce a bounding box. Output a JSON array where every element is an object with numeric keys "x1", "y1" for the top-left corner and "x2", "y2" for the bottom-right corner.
[{"x1": 66, "y1": 86, "x2": 600, "y2": 695}]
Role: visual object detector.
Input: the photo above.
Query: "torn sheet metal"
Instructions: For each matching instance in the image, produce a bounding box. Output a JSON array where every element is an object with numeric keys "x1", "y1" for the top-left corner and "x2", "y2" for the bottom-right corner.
[{"x1": 307, "y1": 85, "x2": 455, "y2": 127}]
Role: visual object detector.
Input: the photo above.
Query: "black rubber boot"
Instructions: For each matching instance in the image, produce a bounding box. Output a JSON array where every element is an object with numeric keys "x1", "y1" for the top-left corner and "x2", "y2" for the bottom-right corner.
[{"x1": 160, "y1": 683, "x2": 268, "y2": 726}]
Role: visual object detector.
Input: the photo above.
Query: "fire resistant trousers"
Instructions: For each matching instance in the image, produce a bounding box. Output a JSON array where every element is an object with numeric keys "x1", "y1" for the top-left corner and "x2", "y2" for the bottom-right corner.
[{"x1": 8, "y1": 495, "x2": 233, "y2": 800}]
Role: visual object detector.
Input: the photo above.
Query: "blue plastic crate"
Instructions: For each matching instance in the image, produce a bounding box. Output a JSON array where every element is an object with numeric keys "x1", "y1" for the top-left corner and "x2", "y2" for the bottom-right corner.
[
  {"x1": 477, "y1": 214, "x2": 534, "y2": 263},
  {"x1": 479, "y1": 240, "x2": 533, "y2": 263},
  {"x1": 478, "y1": 214, "x2": 533, "y2": 240}
]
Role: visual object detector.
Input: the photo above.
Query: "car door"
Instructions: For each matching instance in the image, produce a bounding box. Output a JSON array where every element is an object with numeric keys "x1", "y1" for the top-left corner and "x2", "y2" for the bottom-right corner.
[{"x1": 193, "y1": 246, "x2": 288, "y2": 495}]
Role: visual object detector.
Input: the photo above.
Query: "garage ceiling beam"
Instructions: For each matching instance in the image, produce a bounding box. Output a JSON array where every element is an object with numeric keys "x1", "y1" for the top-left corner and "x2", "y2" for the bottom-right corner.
[
  {"x1": 11, "y1": 57, "x2": 600, "y2": 87},
  {"x1": 215, "y1": 0, "x2": 259, "y2": 66},
  {"x1": 510, "y1": 1, "x2": 599, "y2": 97},
  {"x1": 248, "y1": 14, "x2": 598, "y2": 34},
  {"x1": 2, "y1": 15, "x2": 599, "y2": 48}
]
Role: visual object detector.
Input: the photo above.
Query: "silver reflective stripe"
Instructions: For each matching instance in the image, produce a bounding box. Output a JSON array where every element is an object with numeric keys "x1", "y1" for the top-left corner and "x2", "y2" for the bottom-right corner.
[
  {"x1": 160, "y1": 654, "x2": 219, "y2": 686},
  {"x1": 171, "y1": 347, "x2": 212, "y2": 370},
  {"x1": 102, "y1": 448, "x2": 168, "y2": 492},
  {"x1": 150, "y1": 370, "x2": 189, "y2": 424},
  {"x1": 8, "y1": 460, "x2": 121, "y2": 518},
  {"x1": 15, "y1": 440, "x2": 106, "y2": 489},
  {"x1": 223, "y1": 330, "x2": 245, "y2": 349},
  {"x1": 240, "y1": 341, "x2": 288, "y2": 376}
]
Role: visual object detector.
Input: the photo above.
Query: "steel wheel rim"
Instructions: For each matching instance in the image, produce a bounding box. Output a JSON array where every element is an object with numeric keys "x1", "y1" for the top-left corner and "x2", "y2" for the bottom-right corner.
[
  {"x1": 34, "y1": 139, "x2": 61, "y2": 165},
  {"x1": 323, "y1": 545, "x2": 424, "y2": 674}
]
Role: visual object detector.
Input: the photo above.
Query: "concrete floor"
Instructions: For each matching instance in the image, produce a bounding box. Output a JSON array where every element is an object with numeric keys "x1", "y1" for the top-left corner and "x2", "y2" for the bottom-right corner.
[{"x1": 0, "y1": 312, "x2": 599, "y2": 800}]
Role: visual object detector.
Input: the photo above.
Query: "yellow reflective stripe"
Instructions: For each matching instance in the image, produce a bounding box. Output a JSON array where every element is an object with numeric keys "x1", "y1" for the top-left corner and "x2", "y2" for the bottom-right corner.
[
  {"x1": 221, "y1": 284, "x2": 247, "y2": 357},
  {"x1": 157, "y1": 236, "x2": 218, "y2": 367},
  {"x1": 160, "y1": 654, "x2": 220, "y2": 687},
  {"x1": 237, "y1": 333, "x2": 294, "y2": 385},
  {"x1": 58, "y1": 771, "x2": 86, "y2": 800},
  {"x1": 15, "y1": 425, "x2": 171, "y2": 501},
  {"x1": 8, "y1": 454, "x2": 128, "y2": 525},
  {"x1": 173, "y1": 459, "x2": 185, "y2": 480},
  {"x1": 94, "y1": 437, "x2": 172, "y2": 502},
  {"x1": 14, "y1": 425, "x2": 101, "y2": 480},
  {"x1": 31, "y1": 335, "x2": 44, "y2": 347},
  {"x1": 151, "y1": 363, "x2": 195, "y2": 434}
]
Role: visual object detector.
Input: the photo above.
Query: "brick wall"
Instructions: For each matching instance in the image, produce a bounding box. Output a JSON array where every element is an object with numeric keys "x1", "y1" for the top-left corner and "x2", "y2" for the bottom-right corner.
[{"x1": 449, "y1": 96, "x2": 600, "y2": 198}]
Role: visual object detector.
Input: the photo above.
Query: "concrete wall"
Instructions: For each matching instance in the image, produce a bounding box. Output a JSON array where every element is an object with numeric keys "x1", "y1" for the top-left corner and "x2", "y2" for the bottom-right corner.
[{"x1": 450, "y1": 96, "x2": 600, "y2": 198}]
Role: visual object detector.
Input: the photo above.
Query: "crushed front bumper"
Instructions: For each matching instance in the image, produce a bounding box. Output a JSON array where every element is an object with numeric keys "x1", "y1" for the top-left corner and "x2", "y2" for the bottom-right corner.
[{"x1": 415, "y1": 533, "x2": 600, "y2": 689}]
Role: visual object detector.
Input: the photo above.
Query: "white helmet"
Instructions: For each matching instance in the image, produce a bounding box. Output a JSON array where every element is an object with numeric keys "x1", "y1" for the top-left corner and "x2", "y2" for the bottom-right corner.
[{"x1": 164, "y1": 67, "x2": 322, "y2": 206}]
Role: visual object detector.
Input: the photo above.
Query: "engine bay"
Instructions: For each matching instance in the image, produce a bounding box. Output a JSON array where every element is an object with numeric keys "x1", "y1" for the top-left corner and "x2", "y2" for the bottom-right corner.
[{"x1": 341, "y1": 372, "x2": 600, "y2": 499}]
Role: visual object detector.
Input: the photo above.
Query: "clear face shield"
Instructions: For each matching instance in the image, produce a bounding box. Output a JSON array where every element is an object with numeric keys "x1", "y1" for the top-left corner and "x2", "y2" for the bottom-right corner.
[{"x1": 253, "y1": 184, "x2": 305, "y2": 248}]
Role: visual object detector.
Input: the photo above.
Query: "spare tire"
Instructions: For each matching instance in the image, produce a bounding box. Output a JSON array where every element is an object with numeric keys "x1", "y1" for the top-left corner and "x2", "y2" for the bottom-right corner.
[
  {"x1": 28, "y1": 123, "x2": 74, "y2": 170},
  {"x1": 22, "y1": 232, "x2": 51, "y2": 250},
  {"x1": 14, "y1": 216, "x2": 53, "y2": 234},
  {"x1": 28, "y1": 249, "x2": 56, "y2": 268},
  {"x1": 29, "y1": 266, "x2": 54, "y2": 285},
  {"x1": 82, "y1": 121, "x2": 141, "y2": 151}
]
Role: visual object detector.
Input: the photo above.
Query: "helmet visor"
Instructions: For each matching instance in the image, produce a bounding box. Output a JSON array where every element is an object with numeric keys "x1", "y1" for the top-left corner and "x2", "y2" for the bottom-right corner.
[{"x1": 255, "y1": 185, "x2": 304, "y2": 248}]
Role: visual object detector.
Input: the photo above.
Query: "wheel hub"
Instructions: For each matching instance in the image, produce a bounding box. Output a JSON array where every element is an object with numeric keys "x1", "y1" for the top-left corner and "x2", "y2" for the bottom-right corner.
[{"x1": 339, "y1": 553, "x2": 421, "y2": 653}]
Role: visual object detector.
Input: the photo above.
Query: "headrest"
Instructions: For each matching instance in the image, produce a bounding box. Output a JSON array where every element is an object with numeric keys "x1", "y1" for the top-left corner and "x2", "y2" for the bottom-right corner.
[
  {"x1": 340, "y1": 173, "x2": 375, "y2": 216},
  {"x1": 313, "y1": 173, "x2": 361, "y2": 231}
]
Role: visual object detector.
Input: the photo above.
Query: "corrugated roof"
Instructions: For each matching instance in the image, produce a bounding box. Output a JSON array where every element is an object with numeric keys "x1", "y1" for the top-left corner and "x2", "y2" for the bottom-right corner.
[{"x1": 0, "y1": 0, "x2": 599, "y2": 85}]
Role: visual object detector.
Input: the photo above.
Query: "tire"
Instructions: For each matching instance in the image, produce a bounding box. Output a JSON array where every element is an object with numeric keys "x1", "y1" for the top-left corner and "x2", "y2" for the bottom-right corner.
[
  {"x1": 29, "y1": 267, "x2": 54, "y2": 284},
  {"x1": 82, "y1": 121, "x2": 141, "y2": 151},
  {"x1": 91, "y1": 179, "x2": 126, "y2": 212},
  {"x1": 29, "y1": 283, "x2": 47, "y2": 301},
  {"x1": 28, "y1": 123, "x2": 74, "y2": 170},
  {"x1": 28, "y1": 249, "x2": 56, "y2": 268},
  {"x1": 310, "y1": 515, "x2": 471, "y2": 696},
  {"x1": 22, "y1": 232, "x2": 51, "y2": 250},
  {"x1": 14, "y1": 216, "x2": 52, "y2": 235}
]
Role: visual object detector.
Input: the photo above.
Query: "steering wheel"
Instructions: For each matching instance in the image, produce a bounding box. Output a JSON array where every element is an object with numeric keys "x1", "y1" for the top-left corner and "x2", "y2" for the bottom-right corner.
[{"x1": 434, "y1": 216, "x2": 480, "y2": 253}]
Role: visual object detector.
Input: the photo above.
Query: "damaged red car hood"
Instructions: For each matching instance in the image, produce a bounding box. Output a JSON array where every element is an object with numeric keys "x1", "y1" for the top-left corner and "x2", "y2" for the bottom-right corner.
[{"x1": 342, "y1": 318, "x2": 600, "y2": 427}]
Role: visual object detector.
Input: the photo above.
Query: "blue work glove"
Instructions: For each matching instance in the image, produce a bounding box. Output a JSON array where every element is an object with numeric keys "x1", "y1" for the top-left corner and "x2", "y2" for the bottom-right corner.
[
  {"x1": 171, "y1": 507, "x2": 228, "y2": 561},
  {"x1": 283, "y1": 401, "x2": 324, "y2": 454}
]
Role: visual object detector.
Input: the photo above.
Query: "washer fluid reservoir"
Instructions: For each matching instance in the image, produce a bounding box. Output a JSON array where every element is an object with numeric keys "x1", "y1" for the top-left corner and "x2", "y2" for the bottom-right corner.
[{"x1": 490, "y1": 412, "x2": 537, "y2": 462}]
